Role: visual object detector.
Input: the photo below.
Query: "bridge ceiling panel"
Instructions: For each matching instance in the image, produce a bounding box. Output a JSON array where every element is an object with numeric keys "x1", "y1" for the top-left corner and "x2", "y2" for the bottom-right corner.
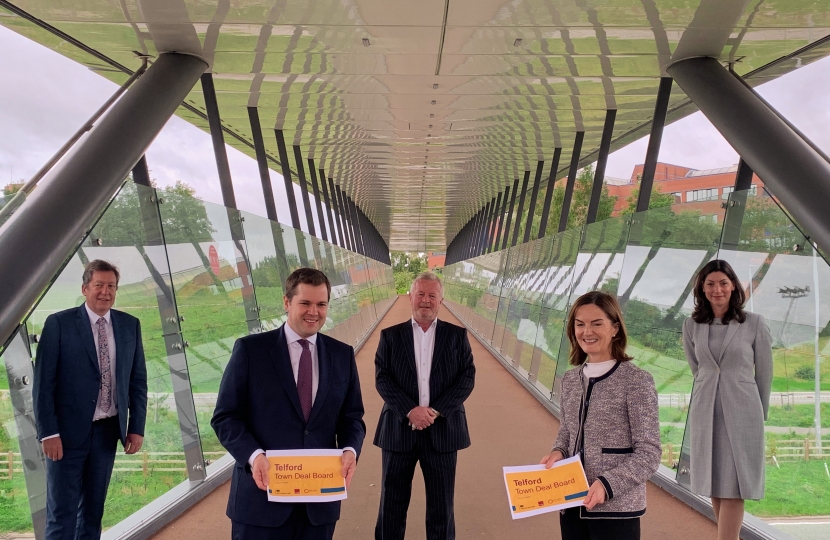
[{"x1": 2, "y1": 0, "x2": 829, "y2": 251}]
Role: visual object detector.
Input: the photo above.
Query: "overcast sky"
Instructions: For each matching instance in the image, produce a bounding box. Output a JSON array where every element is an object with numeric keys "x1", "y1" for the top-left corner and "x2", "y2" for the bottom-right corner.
[{"x1": 2, "y1": 23, "x2": 830, "y2": 225}]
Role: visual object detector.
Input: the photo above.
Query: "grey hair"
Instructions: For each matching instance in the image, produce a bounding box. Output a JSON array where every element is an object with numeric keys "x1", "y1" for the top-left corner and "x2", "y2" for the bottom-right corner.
[
  {"x1": 409, "y1": 271, "x2": 443, "y2": 295},
  {"x1": 82, "y1": 260, "x2": 120, "y2": 287}
]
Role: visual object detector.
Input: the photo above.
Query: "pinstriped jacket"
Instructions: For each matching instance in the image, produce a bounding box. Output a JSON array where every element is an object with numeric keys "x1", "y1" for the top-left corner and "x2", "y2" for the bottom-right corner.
[
  {"x1": 552, "y1": 361, "x2": 661, "y2": 519},
  {"x1": 373, "y1": 319, "x2": 475, "y2": 453}
]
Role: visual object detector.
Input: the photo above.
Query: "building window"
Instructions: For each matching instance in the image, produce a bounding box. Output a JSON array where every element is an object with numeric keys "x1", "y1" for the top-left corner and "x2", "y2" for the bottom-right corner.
[
  {"x1": 686, "y1": 188, "x2": 717, "y2": 202},
  {"x1": 722, "y1": 186, "x2": 734, "y2": 199},
  {"x1": 671, "y1": 192, "x2": 682, "y2": 204}
]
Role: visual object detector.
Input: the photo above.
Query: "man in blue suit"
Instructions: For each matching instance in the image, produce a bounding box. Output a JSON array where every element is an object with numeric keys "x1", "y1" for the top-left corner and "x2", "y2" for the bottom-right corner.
[
  {"x1": 374, "y1": 271, "x2": 475, "y2": 540},
  {"x1": 34, "y1": 259, "x2": 148, "y2": 540},
  {"x1": 212, "y1": 267, "x2": 366, "y2": 540}
]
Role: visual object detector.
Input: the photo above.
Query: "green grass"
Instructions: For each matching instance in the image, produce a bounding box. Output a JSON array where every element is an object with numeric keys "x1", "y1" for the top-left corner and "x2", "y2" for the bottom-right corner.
[{"x1": 747, "y1": 461, "x2": 830, "y2": 517}]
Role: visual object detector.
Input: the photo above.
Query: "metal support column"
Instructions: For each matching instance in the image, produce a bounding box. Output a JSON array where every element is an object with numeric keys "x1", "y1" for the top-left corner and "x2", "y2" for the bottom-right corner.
[
  {"x1": 132, "y1": 155, "x2": 152, "y2": 186},
  {"x1": 501, "y1": 177, "x2": 521, "y2": 250},
  {"x1": 328, "y1": 177, "x2": 347, "y2": 249},
  {"x1": 202, "y1": 73, "x2": 260, "y2": 333},
  {"x1": 347, "y1": 197, "x2": 365, "y2": 255},
  {"x1": 523, "y1": 161, "x2": 544, "y2": 243},
  {"x1": 635, "y1": 78, "x2": 673, "y2": 213},
  {"x1": 319, "y1": 169, "x2": 340, "y2": 247},
  {"x1": 734, "y1": 158, "x2": 754, "y2": 192},
  {"x1": 293, "y1": 146, "x2": 316, "y2": 236},
  {"x1": 586, "y1": 110, "x2": 617, "y2": 224},
  {"x1": 274, "y1": 129, "x2": 301, "y2": 230},
  {"x1": 493, "y1": 187, "x2": 510, "y2": 252},
  {"x1": 487, "y1": 194, "x2": 502, "y2": 253},
  {"x1": 201, "y1": 73, "x2": 237, "y2": 209},
  {"x1": 0, "y1": 53, "x2": 207, "y2": 348},
  {"x1": 247, "y1": 107, "x2": 279, "y2": 222},
  {"x1": 511, "y1": 170, "x2": 531, "y2": 247},
  {"x1": 335, "y1": 185, "x2": 354, "y2": 251},
  {"x1": 538, "y1": 148, "x2": 562, "y2": 239},
  {"x1": 558, "y1": 132, "x2": 585, "y2": 233},
  {"x1": 307, "y1": 159, "x2": 328, "y2": 242},
  {"x1": 480, "y1": 200, "x2": 494, "y2": 255}
]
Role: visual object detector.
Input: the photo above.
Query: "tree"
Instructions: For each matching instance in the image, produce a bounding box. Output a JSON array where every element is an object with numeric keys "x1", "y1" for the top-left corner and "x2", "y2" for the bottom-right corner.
[
  {"x1": 622, "y1": 184, "x2": 675, "y2": 214},
  {"x1": 519, "y1": 164, "x2": 618, "y2": 241}
]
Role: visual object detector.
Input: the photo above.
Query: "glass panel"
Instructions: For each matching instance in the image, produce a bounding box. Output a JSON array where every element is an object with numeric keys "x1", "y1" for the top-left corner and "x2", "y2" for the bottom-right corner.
[
  {"x1": 715, "y1": 189, "x2": 830, "y2": 526},
  {"x1": 158, "y1": 193, "x2": 250, "y2": 458},
  {"x1": 241, "y1": 212, "x2": 291, "y2": 331},
  {"x1": 614, "y1": 197, "x2": 726, "y2": 482}
]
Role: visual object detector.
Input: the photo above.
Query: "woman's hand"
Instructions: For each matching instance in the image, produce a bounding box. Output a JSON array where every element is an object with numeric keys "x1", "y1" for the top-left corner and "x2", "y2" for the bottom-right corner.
[
  {"x1": 539, "y1": 449, "x2": 564, "y2": 469},
  {"x1": 583, "y1": 480, "x2": 607, "y2": 510}
]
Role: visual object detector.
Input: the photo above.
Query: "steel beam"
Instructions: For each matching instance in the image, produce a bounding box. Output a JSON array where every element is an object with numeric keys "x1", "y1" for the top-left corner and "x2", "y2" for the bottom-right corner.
[
  {"x1": 247, "y1": 107, "x2": 278, "y2": 222},
  {"x1": 636, "y1": 77, "x2": 673, "y2": 213},
  {"x1": 501, "y1": 177, "x2": 521, "y2": 250},
  {"x1": 734, "y1": 158, "x2": 754, "y2": 192},
  {"x1": 0, "y1": 53, "x2": 207, "y2": 350},
  {"x1": 494, "y1": 187, "x2": 510, "y2": 252},
  {"x1": 511, "y1": 170, "x2": 531, "y2": 247},
  {"x1": 538, "y1": 148, "x2": 562, "y2": 239},
  {"x1": 488, "y1": 193, "x2": 502, "y2": 253},
  {"x1": 201, "y1": 73, "x2": 237, "y2": 209},
  {"x1": 132, "y1": 155, "x2": 152, "y2": 187},
  {"x1": 586, "y1": 110, "x2": 617, "y2": 224},
  {"x1": 319, "y1": 169, "x2": 339, "y2": 247},
  {"x1": 667, "y1": 56, "x2": 830, "y2": 256},
  {"x1": 523, "y1": 161, "x2": 544, "y2": 243},
  {"x1": 274, "y1": 129, "x2": 301, "y2": 229},
  {"x1": 293, "y1": 146, "x2": 315, "y2": 236},
  {"x1": 307, "y1": 159, "x2": 328, "y2": 242},
  {"x1": 558, "y1": 132, "x2": 585, "y2": 233},
  {"x1": 328, "y1": 177, "x2": 346, "y2": 249}
]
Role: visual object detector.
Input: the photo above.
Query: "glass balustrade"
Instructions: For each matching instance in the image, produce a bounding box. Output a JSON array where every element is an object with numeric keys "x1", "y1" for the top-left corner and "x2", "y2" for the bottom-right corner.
[{"x1": 0, "y1": 179, "x2": 394, "y2": 536}]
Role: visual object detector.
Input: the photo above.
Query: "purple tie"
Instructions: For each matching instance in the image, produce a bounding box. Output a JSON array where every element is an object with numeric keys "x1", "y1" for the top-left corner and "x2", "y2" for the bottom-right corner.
[
  {"x1": 96, "y1": 317, "x2": 112, "y2": 412},
  {"x1": 297, "y1": 339, "x2": 313, "y2": 421}
]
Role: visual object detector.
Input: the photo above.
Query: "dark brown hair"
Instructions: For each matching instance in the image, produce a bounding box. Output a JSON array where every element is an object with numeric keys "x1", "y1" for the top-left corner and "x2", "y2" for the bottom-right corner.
[
  {"x1": 565, "y1": 291, "x2": 633, "y2": 366},
  {"x1": 285, "y1": 267, "x2": 331, "y2": 300},
  {"x1": 691, "y1": 259, "x2": 746, "y2": 324},
  {"x1": 82, "y1": 260, "x2": 120, "y2": 287}
]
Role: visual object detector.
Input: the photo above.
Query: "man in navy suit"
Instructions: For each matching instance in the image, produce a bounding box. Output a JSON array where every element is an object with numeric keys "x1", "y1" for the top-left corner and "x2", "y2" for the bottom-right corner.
[
  {"x1": 374, "y1": 271, "x2": 475, "y2": 540},
  {"x1": 212, "y1": 267, "x2": 365, "y2": 540},
  {"x1": 34, "y1": 259, "x2": 148, "y2": 540}
]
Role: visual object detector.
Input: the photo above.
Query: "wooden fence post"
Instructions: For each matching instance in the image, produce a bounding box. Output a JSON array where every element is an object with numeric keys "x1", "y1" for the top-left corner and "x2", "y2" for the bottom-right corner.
[
  {"x1": 667, "y1": 443, "x2": 674, "y2": 466},
  {"x1": 804, "y1": 438, "x2": 810, "y2": 461},
  {"x1": 143, "y1": 451, "x2": 149, "y2": 478},
  {"x1": 7, "y1": 451, "x2": 12, "y2": 480}
]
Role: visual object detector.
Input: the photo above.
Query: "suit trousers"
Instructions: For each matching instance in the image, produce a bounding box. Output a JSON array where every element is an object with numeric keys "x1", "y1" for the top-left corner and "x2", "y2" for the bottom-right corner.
[
  {"x1": 559, "y1": 507, "x2": 640, "y2": 540},
  {"x1": 375, "y1": 430, "x2": 458, "y2": 540},
  {"x1": 45, "y1": 415, "x2": 120, "y2": 540},
  {"x1": 231, "y1": 505, "x2": 335, "y2": 540}
]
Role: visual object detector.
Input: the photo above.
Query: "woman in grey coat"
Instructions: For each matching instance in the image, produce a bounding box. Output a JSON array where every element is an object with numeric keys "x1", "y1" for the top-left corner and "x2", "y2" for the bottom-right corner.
[
  {"x1": 540, "y1": 291, "x2": 661, "y2": 540},
  {"x1": 683, "y1": 259, "x2": 773, "y2": 540}
]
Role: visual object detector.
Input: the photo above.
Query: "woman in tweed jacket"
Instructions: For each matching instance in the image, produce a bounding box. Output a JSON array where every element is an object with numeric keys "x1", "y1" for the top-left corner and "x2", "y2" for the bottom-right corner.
[
  {"x1": 540, "y1": 291, "x2": 661, "y2": 540},
  {"x1": 683, "y1": 260, "x2": 773, "y2": 540}
]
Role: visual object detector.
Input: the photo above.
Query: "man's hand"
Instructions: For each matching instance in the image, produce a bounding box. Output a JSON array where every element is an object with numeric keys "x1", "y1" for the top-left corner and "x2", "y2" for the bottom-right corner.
[
  {"x1": 408, "y1": 406, "x2": 438, "y2": 430},
  {"x1": 123, "y1": 434, "x2": 144, "y2": 455},
  {"x1": 42, "y1": 437, "x2": 63, "y2": 461},
  {"x1": 341, "y1": 451, "x2": 357, "y2": 489},
  {"x1": 252, "y1": 454, "x2": 270, "y2": 491},
  {"x1": 539, "y1": 449, "x2": 564, "y2": 469},
  {"x1": 583, "y1": 480, "x2": 607, "y2": 510}
]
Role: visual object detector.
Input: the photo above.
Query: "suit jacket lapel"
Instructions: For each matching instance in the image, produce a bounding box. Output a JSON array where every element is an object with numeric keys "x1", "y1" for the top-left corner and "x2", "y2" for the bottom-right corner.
[
  {"x1": 400, "y1": 321, "x2": 418, "y2": 381},
  {"x1": 718, "y1": 319, "x2": 741, "y2": 364},
  {"x1": 111, "y1": 310, "x2": 127, "y2": 386},
  {"x1": 76, "y1": 305, "x2": 99, "y2": 371},
  {"x1": 699, "y1": 321, "x2": 719, "y2": 367},
  {"x1": 270, "y1": 325, "x2": 304, "y2": 420},
  {"x1": 429, "y1": 320, "x2": 447, "y2": 395},
  {"x1": 307, "y1": 335, "x2": 330, "y2": 426}
]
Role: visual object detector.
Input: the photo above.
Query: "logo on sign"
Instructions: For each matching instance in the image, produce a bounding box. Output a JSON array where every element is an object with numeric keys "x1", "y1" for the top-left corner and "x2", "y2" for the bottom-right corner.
[{"x1": 208, "y1": 245, "x2": 220, "y2": 274}]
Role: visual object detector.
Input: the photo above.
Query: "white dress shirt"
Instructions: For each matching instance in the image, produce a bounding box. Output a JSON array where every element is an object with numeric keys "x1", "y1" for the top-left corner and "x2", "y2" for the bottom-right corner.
[
  {"x1": 412, "y1": 317, "x2": 437, "y2": 407},
  {"x1": 43, "y1": 303, "x2": 117, "y2": 441},
  {"x1": 248, "y1": 323, "x2": 355, "y2": 466}
]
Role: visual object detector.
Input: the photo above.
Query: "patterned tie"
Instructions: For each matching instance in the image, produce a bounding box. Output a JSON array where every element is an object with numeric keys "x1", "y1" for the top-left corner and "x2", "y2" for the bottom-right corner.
[
  {"x1": 96, "y1": 317, "x2": 113, "y2": 412},
  {"x1": 297, "y1": 339, "x2": 313, "y2": 421}
]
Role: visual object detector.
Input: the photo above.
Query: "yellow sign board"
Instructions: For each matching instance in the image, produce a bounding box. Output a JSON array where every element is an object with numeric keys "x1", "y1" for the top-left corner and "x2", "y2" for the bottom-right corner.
[
  {"x1": 503, "y1": 455, "x2": 590, "y2": 519},
  {"x1": 266, "y1": 449, "x2": 347, "y2": 503}
]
